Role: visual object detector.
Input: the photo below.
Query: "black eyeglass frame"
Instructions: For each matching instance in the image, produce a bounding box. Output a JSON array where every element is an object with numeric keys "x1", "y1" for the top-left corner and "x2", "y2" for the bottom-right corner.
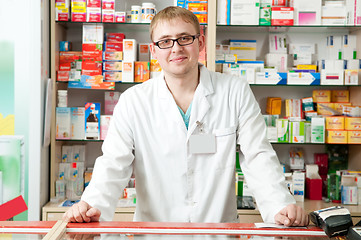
[{"x1": 153, "y1": 34, "x2": 200, "y2": 49}]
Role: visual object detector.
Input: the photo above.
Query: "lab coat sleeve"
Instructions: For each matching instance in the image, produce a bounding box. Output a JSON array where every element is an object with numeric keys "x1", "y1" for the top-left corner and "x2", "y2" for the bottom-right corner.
[
  {"x1": 235, "y1": 80, "x2": 296, "y2": 223},
  {"x1": 81, "y1": 93, "x2": 135, "y2": 221}
]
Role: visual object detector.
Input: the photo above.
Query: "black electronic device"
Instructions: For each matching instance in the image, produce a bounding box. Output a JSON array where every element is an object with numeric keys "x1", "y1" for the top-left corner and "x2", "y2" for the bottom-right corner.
[
  {"x1": 309, "y1": 206, "x2": 353, "y2": 238},
  {"x1": 237, "y1": 196, "x2": 256, "y2": 210}
]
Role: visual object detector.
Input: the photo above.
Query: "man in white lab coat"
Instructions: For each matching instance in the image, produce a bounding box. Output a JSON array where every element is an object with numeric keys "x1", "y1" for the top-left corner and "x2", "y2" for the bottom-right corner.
[{"x1": 63, "y1": 6, "x2": 309, "y2": 226}]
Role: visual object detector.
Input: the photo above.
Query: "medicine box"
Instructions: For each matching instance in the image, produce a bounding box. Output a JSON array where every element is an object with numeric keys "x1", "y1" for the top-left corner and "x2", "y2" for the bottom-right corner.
[
  {"x1": 104, "y1": 41, "x2": 123, "y2": 52},
  {"x1": 302, "y1": 97, "x2": 314, "y2": 112},
  {"x1": 104, "y1": 71, "x2": 122, "y2": 82},
  {"x1": 72, "y1": 145, "x2": 85, "y2": 162},
  {"x1": 326, "y1": 36, "x2": 342, "y2": 60},
  {"x1": 287, "y1": 72, "x2": 320, "y2": 85},
  {"x1": 321, "y1": 70, "x2": 344, "y2": 85},
  {"x1": 134, "y1": 62, "x2": 150, "y2": 83},
  {"x1": 326, "y1": 116, "x2": 345, "y2": 130},
  {"x1": 71, "y1": 107, "x2": 85, "y2": 139},
  {"x1": 87, "y1": 7, "x2": 101, "y2": 22},
  {"x1": 344, "y1": 69, "x2": 360, "y2": 85},
  {"x1": 321, "y1": 5, "x2": 347, "y2": 25},
  {"x1": 345, "y1": 117, "x2": 361, "y2": 130},
  {"x1": 311, "y1": 117, "x2": 325, "y2": 143},
  {"x1": 266, "y1": 97, "x2": 282, "y2": 115},
  {"x1": 229, "y1": 40, "x2": 257, "y2": 61},
  {"x1": 122, "y1": 61, "x2": 135, "y2": 83},
  {"x1": 312, "y1": 90, "x2": 331, "y2": 103},
  {"x1": 104, "y1": 91, "x2": 121, "y2": 115},
  {"x1": 230, "y1": 0, "x2": 260, "y2": 25},
  {"x1": 115, "y1": 11, "x2": 126, "y2": 23},
  {"x1": 138, "y1": 43, "x2": 150, "y2": 62},
  {"x1": 292, "y1": 172, "x2": 305, "y2": 202},
  {"x1": 289, "y1": 43, "x2": 315, "y2": 54},
  {"x1": 317, "y1": 102, "x2": 335, "y2": 116},
  {"x1": 100, "y1": 115, "x2": 112, "y2": 140},
  {"x1": 334, "y1": 103, "x2": 352, "y2": 114},
  {"x1": 56, "y1": 107, "x2": 71, "y2": 139},
  {"x1": 326, "y1": 130, "x2": 347, "y2": 143},
  {"x1": 105, "y1": 32, "x2": 125, "y2": 42},
  {"x1": 306, "y1": 177, "x2": 322, "y2": 200},
  {"x1": 291, "y1": 0, "x2": 321, "y2": 25},
  {"x1": 103, "y1": 51, "x2": 123, "y2": 61},
  {"x1": 289, "y1": 121, "x2": 305, "y2": 143},
  {"x1": 217, "y1": 0, "x2": 231, "y2": 25},
  {"x1": 331, "y1": 90, "x2": 349, "y2": 103},
  {"x1": 271, "y1": 7, "x2": 294, "y2": 26},
  {"x1": 265, "y1": 53, "x2": 288, "y2": 72},
  {"x1": 277, "y1": 119, "x2": 289, "y2": 142},
  {"x1": 255, "y1": 72, "x2": 287, "y2": 85},
  {"x1": 259, "y1": 7, "x2": 271, "y2": 25},
  {"x1": 102, "y1": 9, "x2": 115, "y2": 22},
  {"x1": 103, "y1": 61, "x2": 122, "y2": 71},
  {"x1": 123, "y1": 39, "x2": 137, "y2": 62},
  {"x1": 347, "y1": 131, "x2": 361, "y2": 144},
  {"x1": 82, "y1": 24, "x2": 104, "y2": 44}
]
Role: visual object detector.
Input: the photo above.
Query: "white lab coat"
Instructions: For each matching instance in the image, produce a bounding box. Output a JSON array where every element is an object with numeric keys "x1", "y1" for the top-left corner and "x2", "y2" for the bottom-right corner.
[{"x1": 82, "y1": 64, "x2": 295, "y2": 223}]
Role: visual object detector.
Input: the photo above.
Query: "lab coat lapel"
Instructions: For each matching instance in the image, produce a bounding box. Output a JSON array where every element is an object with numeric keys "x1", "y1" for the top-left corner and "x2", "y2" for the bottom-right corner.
[
  {"x1": 157, "y1": 71, "x2": 188, "y2": 131},
  {"x1": 187, "y1": 65, "x2": 214, "y2": 141}
]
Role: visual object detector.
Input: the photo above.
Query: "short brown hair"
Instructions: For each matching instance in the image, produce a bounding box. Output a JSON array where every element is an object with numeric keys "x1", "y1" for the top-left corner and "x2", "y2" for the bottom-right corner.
[{"x1": 150, "y1": 6, "x2": 200, "y2": 41}]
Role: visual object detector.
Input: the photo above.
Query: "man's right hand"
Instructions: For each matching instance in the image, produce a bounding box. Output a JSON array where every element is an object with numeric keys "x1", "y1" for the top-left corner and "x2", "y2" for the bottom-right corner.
[{"x1": 62, "y1": 200, "x2": 101, "y2": 223}]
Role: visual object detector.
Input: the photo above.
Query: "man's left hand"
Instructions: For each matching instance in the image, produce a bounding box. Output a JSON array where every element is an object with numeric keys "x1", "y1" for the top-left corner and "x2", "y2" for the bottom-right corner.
[{"x1": 274, "y1": 204, "x2": 309, "y2": 226}]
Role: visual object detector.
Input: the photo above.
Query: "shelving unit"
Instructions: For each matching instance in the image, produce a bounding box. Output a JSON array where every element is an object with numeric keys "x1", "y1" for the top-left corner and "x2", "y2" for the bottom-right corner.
[{"x1": 44, "y1": 0, "x2": 361, "y2": 221}]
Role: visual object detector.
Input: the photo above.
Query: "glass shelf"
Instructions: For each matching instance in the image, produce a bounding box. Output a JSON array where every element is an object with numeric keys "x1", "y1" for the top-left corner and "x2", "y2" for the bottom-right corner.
[
  {"x1": 216, "y1": 25, "x2": 361, "y2": 33},
  {"x1": 250, "y1": 84, "x2": 358, "y2": 87},
  {"x1": 56, "y1": 139, "x2": 103, "y2": 142},
  {"x1": 56, "y1": 21, "x2": 207, "y2": 31}
]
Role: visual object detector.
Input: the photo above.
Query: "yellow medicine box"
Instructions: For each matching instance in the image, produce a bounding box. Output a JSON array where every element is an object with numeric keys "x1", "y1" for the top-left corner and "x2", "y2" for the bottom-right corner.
[
  {"x1": 297, "y1": 65, "x2": 317, "y2": 71},
  {"x1": 331, "y1": 90, "x2": 350, "y2": 103},
  {"x1": 317, "y1": 103, "x2": 334, "y2": 116},
  {"x1": 266, "y1": 97, "x2": 282, "y2": 115},
  {"x1": 313, "y1": 90, "x2": 331, "y2": 103},
  {"x1": 325, "y1": 116, "x2": 345, "y2": 130},
  {"x1": 327, "y1": 130, "x2": 347, "y2": 144},
  {"x1": 345, "y1": 117, "x2": 361, "y2": 130},
  {"x1": 347, "y1": 131, "x2": 361, "y2": 144},
  {"x1": 334, "y1": 102, "x2": 352, "y2": 114}
]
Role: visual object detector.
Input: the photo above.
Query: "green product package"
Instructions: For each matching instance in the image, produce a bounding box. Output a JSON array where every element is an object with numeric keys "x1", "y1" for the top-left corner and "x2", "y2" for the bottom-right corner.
[{"x1": 259, "y1": 7, "x2": 271, "y2": 26}]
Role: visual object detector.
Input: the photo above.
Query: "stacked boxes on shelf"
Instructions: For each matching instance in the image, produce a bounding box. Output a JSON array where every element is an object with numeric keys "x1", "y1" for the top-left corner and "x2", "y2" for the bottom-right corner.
[
  {"x1": 262, "y1": 89, "x2": 361, "y2": 144},
  {"x1": 218, "y1": 33, "x2": 360, "y2": 86},
  {"x1": 176, "y1": 0, "x2": 208, "y2": 24},
  {"x1": 216, "y1": 0, "x2": 361, "y2": 26}
]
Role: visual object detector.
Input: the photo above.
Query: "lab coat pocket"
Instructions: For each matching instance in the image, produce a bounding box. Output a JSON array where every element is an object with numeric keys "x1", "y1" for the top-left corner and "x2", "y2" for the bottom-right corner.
[
  {"x1": 213, "y1": 125, "x2": 237, "y2": 170},
  {"x1": 214, "y1": 125, "x2": 237, "y2": 137}
]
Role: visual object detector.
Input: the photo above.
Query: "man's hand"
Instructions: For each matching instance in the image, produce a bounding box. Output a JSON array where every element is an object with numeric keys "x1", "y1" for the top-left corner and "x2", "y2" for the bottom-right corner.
[
  {"x1": 63, "y1": 200, "x2": 101, "y2": 223},
  {"x1": 274, "y1": 204, "x2": 309, "y2": 227}
]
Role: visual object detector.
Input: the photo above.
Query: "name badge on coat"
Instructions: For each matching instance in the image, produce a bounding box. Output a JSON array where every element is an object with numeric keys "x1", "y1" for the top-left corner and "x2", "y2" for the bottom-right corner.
[{"x1": 189, "y1": 121, "x2": 216, "y2": 154}]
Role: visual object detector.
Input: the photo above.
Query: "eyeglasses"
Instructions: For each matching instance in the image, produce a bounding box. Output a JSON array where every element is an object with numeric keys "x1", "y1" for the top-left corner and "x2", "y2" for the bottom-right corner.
[{"x1": 153, "y1": 34, "x2": 200, "y2": 49}]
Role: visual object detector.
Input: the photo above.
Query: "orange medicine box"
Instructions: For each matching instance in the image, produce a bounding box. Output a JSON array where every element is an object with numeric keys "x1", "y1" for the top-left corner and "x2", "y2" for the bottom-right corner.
[
  {"x1": 325, "y1": 116, "x2": 345, "y2": 130},
  {"x1": 326, "y1": 130, "x2": 347, "y2": 143},
  {"x1": 266, "y1": 97, "x2": 282, "y2": 115},
  {"x1": 313, "y1": 90, "x2": 331, "y2": 103},
  {"x1": 347, "y1": 130, "x2": 361, "y2": 143},
  {"x1": 331, "y1": 90, "x2": 350, "y2": 103},
  {"x1": 345, "y1": 117, "x2": 361, "y2": 130},
  {"x1": 134, "y1": 62, "x2": 150, "y2": 83}
]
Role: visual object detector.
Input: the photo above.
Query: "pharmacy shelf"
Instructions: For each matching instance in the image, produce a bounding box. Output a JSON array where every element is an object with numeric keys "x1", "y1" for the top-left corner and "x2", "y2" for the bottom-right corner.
[
  {"x1": 250, "y1": 84, "x2": 357, "y2": 87},
  {"x1": 216, "y1": 25, "x2": 361, "y2": 33},
  {"x1": 56, "y1": 139, "x2": 103, "y2": 142}
]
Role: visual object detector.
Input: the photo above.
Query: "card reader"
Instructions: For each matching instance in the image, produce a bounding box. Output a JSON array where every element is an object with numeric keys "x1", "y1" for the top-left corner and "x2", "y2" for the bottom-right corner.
[{"x1": 309, "y1": 206, "x2": 353, "y2": 238}]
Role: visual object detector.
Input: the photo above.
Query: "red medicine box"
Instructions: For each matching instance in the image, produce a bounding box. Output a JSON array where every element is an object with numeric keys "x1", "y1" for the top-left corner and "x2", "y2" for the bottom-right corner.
[{"x1": 306, "y1": 177, "x2": 322, "y2": 200}]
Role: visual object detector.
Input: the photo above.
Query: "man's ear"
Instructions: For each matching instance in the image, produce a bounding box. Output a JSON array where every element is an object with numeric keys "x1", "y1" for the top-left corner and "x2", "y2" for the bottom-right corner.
[
  {"x1": 149, "y1": 43, "x2": 157, "y2": 59},
  {"x1": 198, "y1": 34, "x2": 206, "y2": 52}
]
